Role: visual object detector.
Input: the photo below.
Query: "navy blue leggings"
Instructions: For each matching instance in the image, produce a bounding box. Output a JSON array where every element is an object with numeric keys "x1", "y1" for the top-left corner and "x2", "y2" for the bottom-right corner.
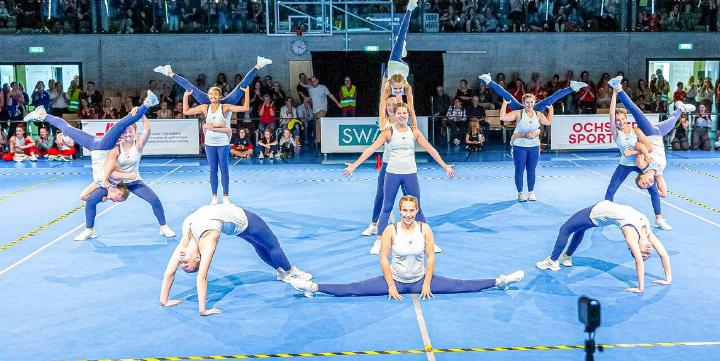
[
  {"x1": 389, "y1": 7, "x2": 412, "y2": 63},
  {"x1": 377, "y1": 172, "x2": 425, "y2": 235},
  {"x1": 318, "y1": 275, "x2": 496, "y2": 297},
  {"x1": 550, "y1": 205, "x2": 596, "y2": 261},
  {"x1": 44, "y1": 105, "x2": 148, "y2": 150},
  {"x1": 512, "y1": 146, "x2": 540, "y2": 192},
  {"x1": 172, "y1": 67, "x2": 257, "y2": 105},
  {"x1": 487, "y1": 81, "x2": 575, "y2": 111},
  {"x1": 616, "y1": 90, "x2": 680, "y2": 137},
  {"x1": 238, "y1": 210, "x2": 292, "y2": 272},
  {"x1": 605, "y1": 164, "x2": 661, "y2": 216},
  {"x1": 205, "y1": 145, "x2": 230, "y2": 196},
  {"x1": 85, "y1": 180, "x2": 167, "y2": 228},
  {"x1": 370, "y1": 162, "x2": 409, "y2": 223}
]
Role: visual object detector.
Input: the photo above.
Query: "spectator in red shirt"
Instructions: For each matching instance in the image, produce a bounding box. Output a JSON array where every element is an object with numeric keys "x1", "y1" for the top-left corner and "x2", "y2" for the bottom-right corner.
[
  {"x1": 257, "y1": 94, "x2": 276, "y2": 132},
  {"x1": 78, "y1": 98, "x2": 97, "y2": 119},
  {"x1": 673, "y1": 82, "x2": 687, "y2": 104}
]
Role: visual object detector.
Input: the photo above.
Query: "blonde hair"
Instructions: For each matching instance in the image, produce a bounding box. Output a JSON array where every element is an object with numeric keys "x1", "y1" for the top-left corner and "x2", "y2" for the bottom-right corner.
[
  {"x1": 398, "y1": 195, "x2": 419, "y2": 209},
  {"x1": 389, "y1": 74, "x2": 406, "y2": 85},
  {"x1": 522, "y1": 93, "x2": 537, "y2": 102},
  {"x1": 208, "y1": 86, "x2": 222, "y2": 95},
  {"x1": 117, "y1": 182, "x2": 130, "y2": 201},
  {"x1": 615, "y1": 108, "x2": 628, "y2": 117}
]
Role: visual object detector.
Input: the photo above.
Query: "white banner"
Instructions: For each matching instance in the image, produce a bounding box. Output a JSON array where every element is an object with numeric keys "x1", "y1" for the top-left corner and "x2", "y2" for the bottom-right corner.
[
  {"x1": 550, "y1": 114, "x2": 661, "y2": 150},
  {"x1": 321, "y1": 116, "x2": 429, "y2": 154},
  {"x1": 80, "y1": 119, "x2": 200, "y2": 155}
]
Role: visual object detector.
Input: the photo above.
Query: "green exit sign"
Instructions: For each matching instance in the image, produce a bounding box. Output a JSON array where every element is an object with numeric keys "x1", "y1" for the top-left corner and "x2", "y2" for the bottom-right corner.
[
  {"x1": 363, "y1": 45, "x2": 379, "y2": 52},
  {"x1": 678, "y1": 43, "x2": 693, "y2": 50},
  {"x1": 28, "y1": 47, "x2": 44, "y2": 54}
]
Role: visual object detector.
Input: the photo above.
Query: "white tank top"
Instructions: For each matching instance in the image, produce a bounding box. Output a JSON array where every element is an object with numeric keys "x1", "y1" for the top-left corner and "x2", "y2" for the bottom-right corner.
[
  {"x1": 385, "y1": 126, "x2": 417, "y2": 174},
  {"x1": 615, "y1": 127, "x2": 637, "y2": 167},
  {"x1": 90, "y1": 150, "x2": 110, "y2": 185},
  {"x1": 390, "y1": 222, "x2": 426, "y2": 283},
  {"x1": 513, "y1": 110, "x2": 541, "y2": 147},
  {"x1": 58, "y1": 135, "x2": 72, "y2": 151},
  {"x1": 181, "y1": 204, "x2": 250, "y2": 241},
  {"x1": 646, "y1": 135, "x2": 667, "y2": 175},
  {"x1": 590, "y1": 200, "x2": 650, "y2": 232},
  {"x1": 204, "y1": 104, "x2": 231, "y2": 146},
  {"x1": 14, "y1": 136, "x2": 27, "y2": 149},
  {"x1": 118, "y1": 141, "x2": 142, "y2": 183}
]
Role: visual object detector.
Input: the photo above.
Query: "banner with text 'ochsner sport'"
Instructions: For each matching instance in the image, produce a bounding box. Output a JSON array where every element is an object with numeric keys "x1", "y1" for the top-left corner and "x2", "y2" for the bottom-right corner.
[
  {"x1": 321, "y1": 117, "x2": 429, "y2": 154},
  {"x1": 550, "y1": 114, "x2": 660, "y2": 150}
]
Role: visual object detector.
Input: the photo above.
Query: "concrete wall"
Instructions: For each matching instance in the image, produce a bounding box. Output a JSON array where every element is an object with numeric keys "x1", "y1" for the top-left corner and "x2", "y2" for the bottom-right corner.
[{"x1": 1, "y1": 33, "x2": 717, "y2": 98}]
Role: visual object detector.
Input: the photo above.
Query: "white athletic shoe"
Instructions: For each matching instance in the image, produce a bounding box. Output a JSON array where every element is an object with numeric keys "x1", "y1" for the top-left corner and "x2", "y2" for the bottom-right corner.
[
  {"x1": 23, "y1": 105, "x2": 47, "y2": 122},
  {"x1": 370, "y1": 239, "x2": 382, "y2": 255},
  {"x1": 361, "y1": 224, "x2": 378, "y2": 236},
  {"x1": 570, "y1": 80, "x2": 588, "y2": 92},
  {"x1": 159, "y1": 225, "x2": 176, "y2": 238},
  {"x1": 479, "y1": 73, "x2": 492, "y2": 85},
  {"x1": 223, "y1": 195, "x2": 231, "y2": 204},
  {"x1": 675, "y1": 101, "x2": 695, "y2": 113},
  {"x1": 527, "y1": 191, "x2": 537, "y2": 202},
  {"x1": 257, "y1": 56, "x2": 272, "y2": 68},
  {"x1": 558, "y1": 253, "x2": 573, "y2": 267},
  {"x1": 278, "y1": 266, "x2": 313, "y2": 282},
  {"x1": 434, "y1": 243, "x2": 442, "y2": 253},
  {"x1": 497, "y1": 270, "x2": 524, "y2": 289},
  {"x1": 517, "y1": 192, "x2": 527, "y2": 202},
  {"x1": 289, "y1": 277, "x2": 318, "y2": 298},
  {"x1": 654, "y1": 218, "x2": 673, "y2": 231},
  {"x1": 29, "y1": 153, "x2": 38, "y2": 161},
  {"x1": 48, "y1": 155, "x2": 58, "y2": 161},
  {"x1": 258, "y1": 152, "x2": 264, "y2": 159},
  {"x1": 153, "y1": 64, "x2": 173, "y2": 77},
  {"x1": 74, "y1": 228, "x2": 97, "y2": 241},
  {"x1": 61, "y1": 156, "x2": 72, "y2": 162},
  {"x1": 406, "y1": 0, "x2": 418, "y2": 11},
  {"x1": 210, "y1": 195, "x2": 219, "y2": 205},
  {"x1": 143, "y1": 90, "x2": 159, "y2": 107},
  {"x1": 608, "y1": 76, "x2": 623, "y2": 91},
  {"x1": 536, "y1": 256, "x2": 560, "y2": 271}
]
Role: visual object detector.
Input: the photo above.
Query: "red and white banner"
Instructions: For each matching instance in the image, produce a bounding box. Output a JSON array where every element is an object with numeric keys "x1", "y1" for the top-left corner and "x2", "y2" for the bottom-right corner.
[
  {"x1": 80, "y1": 119, "x2": 200, "y2": 155},
  {"x1": 550, "y1": 114, "x2": 660, "y2": 150}
]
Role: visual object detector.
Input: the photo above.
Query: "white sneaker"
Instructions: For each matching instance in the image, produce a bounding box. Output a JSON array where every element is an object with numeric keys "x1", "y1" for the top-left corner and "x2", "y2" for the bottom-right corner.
[
  {"x1": 61, "y1": 156, "x2": 72, "y2": 162},
  {"x1": 433, "y1": 243, "x2": 442, "y2": 253},
  {"x1": 279, "y1": 266, "x2": 313, "y2": 282},
  {"x1": 497, "y1": 269, "x2": 524, "y2": 289},
  {"x1": 29, "y1": 153, "x2": 38, "y2": 161},
  {"x1": 210, "y1": 195, "x2": 219, "y2": 205},
  {"x1": 370, "y1": 239, "x2": 382, "y2": 255},
  {"x1": 289, "y1": 277, "x2": 318, "y2": 298},
  {"x1": 536, "y1": 256, "x2": 560, "y2": 271},
  {"x1": 654, "y1": 218, "x2": 673, "y2": 231},
  {"x1": 256, "y1": 56, "x2": 272, "y2": 68},
  {"x1": 269, "y1": 153, "x2": 275, "y2": 159},
  {"x1": 479, "y1": 73, "x2": 492, "y2": 85},
  {"x1": 608, "y1": 76, "x2": 623, "y2": 91},
  {"x1": 23, "y1": 105, "x2": 47, "y2": 122},
  {"x1": 406, "y1": 0, "x2": 418, "y2": 11},
  {"x1": 675, "y1": 101, "x2": 695, "y2": 113},
  {"x1": 143, "y1": 90, "x2": 159, "y2": 107},
  {"x1": 222, "y1": 195, "x2": 231, "y2": 204},
  {"x1": 361, "y1": 224, "x2": 378, "y2": 236},
  {"x1": 517, "y1": 192, "x2": 527, "y2": 202},
  {"x1": 74, "y1": 228, "x2": 97, "y2": 241},
  {"x1": 159, "y1": 225, "x2": 176, "y2": 237},
  {"x1": 258, "y1": 152, "x2": 264, "y2": 159},
  {"x1": 48, "y1": 155, "x2": 58, "y2": 161},
  {"x1": 527, "y1": 191, "x2": 536, "y2": 201},
  {"x1": 453, "y1": 138, "x2": 460, "y2": 146},
  {"x1": 558, "y1": 253, "x2": 573, "y2": 267},
  {"x1": 570, "y1": 80, "x2": 588, "y2": 92},
  {"x1": 153, "y1": 64, "x2": 173, "y2": 77}
]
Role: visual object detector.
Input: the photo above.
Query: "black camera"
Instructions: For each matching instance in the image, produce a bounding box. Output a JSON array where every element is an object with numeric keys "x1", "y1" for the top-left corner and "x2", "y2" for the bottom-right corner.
[{"x1": 578, "y1": 296, "x2": 601, "y2": 333}]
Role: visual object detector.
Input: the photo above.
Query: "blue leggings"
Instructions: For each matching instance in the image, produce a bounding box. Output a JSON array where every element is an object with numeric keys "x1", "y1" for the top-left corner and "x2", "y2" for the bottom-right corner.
[
  {"x1": 370, "y1": 162, "x2": 409, "y2": 223},
  {"x1": 512, "y1": 145, "x2": 540, "y2": 192},
  {"x1": 616, "y1": 90, "x2": 681, "y2": 137},
  {"x1": 205, "y1": 145, "x2": 230, "y2": 196},
  {"x1": 389, "y1": 7, "x2": 413, "y2": 63},
  {"x1": 172, "y1": 67, "x2": 257, "y2": 105},
  {"x1": 44, "y1": 105, "x2": 148, "y2": 150},
  {"x1": 377, "y1": 172, "x2": 425, "y2": 235},
  {"x1": 85, "y1": 180, "x2": 167, "y2": 228},
  {"x1": 487, "y1": 81, "x2": 575, "y2": 111},
  {"x1": 318, "y1": 275, "x2": 496, "y2": 297},
  {"x1": 605, "y1": 164, "x2": 661, "y2": 216},
  {"x1": 550, "y1": 205, "x2": 596, "y2": 261},
  {"x1": 239, "y1": 210, "x2": 292, "y2": 272}
]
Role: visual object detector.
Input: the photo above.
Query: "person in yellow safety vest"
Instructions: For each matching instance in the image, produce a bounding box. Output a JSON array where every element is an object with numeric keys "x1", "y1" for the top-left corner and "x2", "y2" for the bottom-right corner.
[{"x1": 339, "y1": 76, "x2": 357, "y2": 117}]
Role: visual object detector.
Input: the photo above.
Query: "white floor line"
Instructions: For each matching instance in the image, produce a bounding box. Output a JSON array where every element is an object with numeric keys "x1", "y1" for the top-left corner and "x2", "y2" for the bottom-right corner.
[
  {"x1": 568, "y1": 158, "x2": 720, "y2": 228},
  {"x1": 411, "y1": 294, "x2": 436, "y2": 361},
  {"x1": 0, "y1": 165, "x2": 183, "y2": 277},
  {"x1": 233, "y1": 158, "x2": 242, "y2": 166},
  {"x1": 161, "y1": 159, "x2": 175, "y2": 165}
]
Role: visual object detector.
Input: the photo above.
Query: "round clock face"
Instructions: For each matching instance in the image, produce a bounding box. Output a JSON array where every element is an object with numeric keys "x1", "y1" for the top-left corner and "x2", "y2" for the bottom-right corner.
[{"x1": 291, "y1": 39, "x2": 307, "y2": 55}]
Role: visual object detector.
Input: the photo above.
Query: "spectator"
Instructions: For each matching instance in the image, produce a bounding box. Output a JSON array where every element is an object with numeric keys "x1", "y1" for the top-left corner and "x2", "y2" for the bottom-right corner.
[
  {"x1": 67, "y1": 80, "x2": 81, "y2": 113},
  {"x1": 230, "y1": 127, "x2": 253, "y2": 158},
  {"x1": 180, "y1": 0, "x2": 200, "y2": 32},
  {"x1": 173, "y1": 102, "x2": 185, "y2": 118},
  {"x1": 78, "y1": 98, "x2": 97, "y2": 119},
  {"x1": 278, "y1": 128, "x2": 295, "y2": 159},
  {"x1": 156, "y1": 100, "x2": 173, "y2": 118},
  {"x1": 7, "y1": 82, "x2": 25, "y2": 120},
  {"x1": 692, "y1": 102, "x2": 712, "y2": 150},
  {"x1": 596, "y1": 79, "x2": 611, "y2": 109},
  {"x1": 671, "y1": 112, "x2": 689, "y2": 151},
  {"x1": 296, "y1": 73, "x2": 310, "y2": 100},
  {"x1": 257, "y1": 128, "x2": 277, "y2": 159},
  {"x1": 680, "y1": 4, "x2": 697, "y2": 31},
  {"x1": 249, "y1": 80, "x2": 264, "y2": 118},
  {"x1": 47, "y1": 130, "x2": 76, "y2": 161},
  {"x1": 635, "y1": 94, "x2": 651, "y2": 112},
  {"x1": 31, "y1": 81, "x2": 51, "y2": 111},
  {"x1": 698, "y1": 77, "x2": 713, "y2": 108},
  {"x1": 257, "y1": 94, "x2": 276, "y2": 131},
  {"x1": 63, "y1": 0, "x2": 79, "y2": 33},
  {"x1": 440, "y1": 5, "x2": 461, "y2": 31},
  {"x1": 529, "y1": 73, "x2": 547, "y2": 101},
  {"x1": 560, "y1": 70, "x2": 577, "y2": 113},
  {"x1": 577, "y1": 72, "x2": 596, "y2": 113},
  {"x1": 715, "y1": 78, "x2": 720, "y2": 115},
  {"x1": 49, "y1": 81, "x2": 69, "y2": 116},
  {"x1": 446, "y1": 97, "x2": 466, "y2": 145},
  {"x1": 269, "y1": 81, "x2": 287, "y2": 105},
  {"x1": 636, "y1": 78, "x2": 651, "y2": 103},
  {"x1": 466, "y1": 95, "x2": 486, "y2": 119},
  {"x1": 119, "y1": 96, "x2": 135, "y2": 117},
  {"x1": 295, "y1": 96, "x2": 315, "y2": 144},
  {"x1": 16, "y1": 0, "x2": 41, "y2": 33},
  {"x1": 77, "y1": 0, "x2": 91, "y2": 33},
  {"x1": 621, "y1": 78, "x2": 633, "y2": 99},
  {"x1": 455, "y1": 79, "x2": 474, "y2": 107},
  {"x1": 215, "y1": 73, "x2": 231, "y2": 96},
  {"x1": 19, "y1": 83, "x2": 30, "y2": 114},
  {"x1": 3, "y1": 125, "x2": 38, "y2": 162},
  {"x1": 686, "y1": 76, "x2": 698, "y2": 106},
  {"x1": 81, "y1": 81, "x2": 102, "y2": 111},
  {"x1": 698, "y1": 0, "x2": 717, "y2": 31},
  {"x1": 673, "y1": 82, "x2": 687, "y2": 104},
  {"x1": 100, "y1": 98, "x2": 119, "y2": 119},
  {"x1": 167, "y1": 0, "x2": 181, "y2": 32},
  {"x1": 432, "y1": 85, "x2": 451, "y2": 119},
  {"x1": 302, "y1": 76, "x2": 341, "y2": 144},
  {"x1": 160, "y1": 84, "x2": 174, "y2": 106},
  {"x1": 0, "y1": 1, "x2": 10, "y2": 28},
  {"x1": 338, "y1": 76, "x2": 357, "y2": 117},
  {"x1": 465, "y1": 120, "x2": 485, "y2": 152},
  {"x1": 545, "y1": 74, "x2": 563, "y2": 111},
  {"x1": 279, "y1": 97, "x2": 298, "y2": 131},
  {"x1": 35, "y1": 127, "x2": 54, "y2": 157}
]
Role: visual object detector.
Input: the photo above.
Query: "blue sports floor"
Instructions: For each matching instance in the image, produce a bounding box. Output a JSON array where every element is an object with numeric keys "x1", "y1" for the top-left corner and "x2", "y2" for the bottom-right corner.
[{"x1": 1, "y1": 146, "x2": 719, "y2": 361}]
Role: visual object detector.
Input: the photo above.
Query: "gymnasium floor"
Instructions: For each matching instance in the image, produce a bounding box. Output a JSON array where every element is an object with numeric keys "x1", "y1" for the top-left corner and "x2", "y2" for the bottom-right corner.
[{"x1": 1, "y1": 146, "x2": 719, "y2": 361}]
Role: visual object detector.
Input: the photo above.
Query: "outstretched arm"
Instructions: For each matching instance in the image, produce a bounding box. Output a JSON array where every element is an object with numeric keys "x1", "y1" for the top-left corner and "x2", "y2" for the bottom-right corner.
[
  {"x1": 183, "y1": 92, "x2": 207, "y2": 116},
  {"x1": 538, "y1": 105, "x2": 553, "y2": 125},
  {"x1": 420, "y1": 223, "x2": 436, "y2": 300},
  {"x1": 222, "y1": 87, "x2": 251, "y2": 113},
  {"x1": 160, "y1": 240, "x2": 184, "y2": 307},
  {"x1": 648, "y1": 232, "x2": 672, "y2": 284},
  {"x1": 405, "y1": 84, "x2": 418, "y2": 128},
  {"x1": 609, "y1": 90, "x2": 617, "y2": 130},
  {"x1": 415, "y1": 129, "x2": 454, "y2": 178},
  {"x1": 499, "y1": 100, "x2": 518, "y2": 122},
  {"x1": 623, "y1": 227, "x2": 645, "y2": 293},
  {"x1": 137, "y1": 116, "x2": 152, "y2": 151},
  {"x1": 379, "y1": 227, "x2": 403, "y2": 301},
  {"x1": 343, "y1": 130, "x2": 391, "y2": 176},
  {"x1": 196, "y1": 231, "x2": 220, "y2": 316}
]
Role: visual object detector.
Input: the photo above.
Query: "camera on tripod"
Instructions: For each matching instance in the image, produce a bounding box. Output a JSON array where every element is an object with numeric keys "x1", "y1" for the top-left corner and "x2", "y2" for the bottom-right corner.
[{"x1": 578, "y1": 296, "x2": 603, "y2": 361}]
